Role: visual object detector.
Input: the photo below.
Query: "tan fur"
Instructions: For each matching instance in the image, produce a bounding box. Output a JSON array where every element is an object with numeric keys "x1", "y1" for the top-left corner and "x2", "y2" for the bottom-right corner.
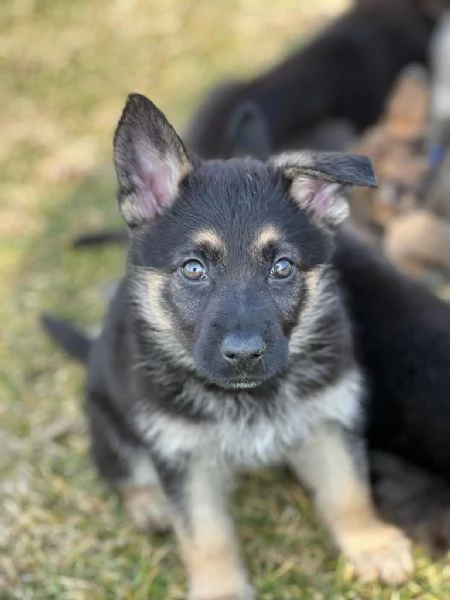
[
  {"x1": 384, "y1": 209, "x2": 450, "y2": 277},
  {"x1": 137, "y1": 269, "x2": 196, "y2": 369},
  {"x1": 119, "y1": 483, "x2": 171, "y2": 533},
  {"x1": 346, "y1": 62, "x2": 450, "y2": 282},
  {"x1": 251, "y1": 225, "x2": 281, "y2": 253},
  {"x1": 171, "y1": 459, "x2": 253, "y2": 600},
  {"x1": 192, "y1": 229, "x2": 226, "y2": 255},
  {"x1": 304, "y1": 266, "x2": 323, "y2": 294},
  {"x1": 146, "y1": 271, "x2": 173, "y2": 332},
  {"x1": 297, "y1": 267, "x2": 326, "y2": 320},
  {"x1": 269, "y1": 151, "x2": 316, "y2": 172},
  {"x1": 349, "y1": 65, "x2": 430, "y2": 236},
  {"x1": 288, "y1": 423, "x2": 413, "y2": 584}
]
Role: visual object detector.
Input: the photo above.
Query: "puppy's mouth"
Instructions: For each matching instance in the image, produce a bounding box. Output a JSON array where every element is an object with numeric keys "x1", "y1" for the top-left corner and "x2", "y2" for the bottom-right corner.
[
  {"x1": 218, "y1": 378, "x2": 266, "y2": 390},
  {"x1": 196, "y1": 365, "x2": 283, "y2": 391}
]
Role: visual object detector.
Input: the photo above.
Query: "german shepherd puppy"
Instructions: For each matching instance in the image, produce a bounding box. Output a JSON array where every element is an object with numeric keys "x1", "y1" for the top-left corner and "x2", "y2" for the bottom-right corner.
[{"x1": 45, "y1": 94, "x2": 414, "y2": 599}]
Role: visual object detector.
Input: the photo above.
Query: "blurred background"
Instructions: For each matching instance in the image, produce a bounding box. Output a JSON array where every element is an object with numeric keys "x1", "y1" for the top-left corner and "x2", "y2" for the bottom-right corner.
[{"x1": 2, "y1": 1, "x2": 450, "y2": 598}]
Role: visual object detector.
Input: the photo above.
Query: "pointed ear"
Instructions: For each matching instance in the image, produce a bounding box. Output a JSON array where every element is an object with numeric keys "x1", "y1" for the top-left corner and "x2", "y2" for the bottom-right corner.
[
  {"x1": 113, "y1": 93, "x2": 193, "y2": 227},
  {"x1": 224, "y1": 101, "x2": 272, "y2": 160},
  {"x1": 269, "y1": 151, "x2": 377, "y2": 227}
]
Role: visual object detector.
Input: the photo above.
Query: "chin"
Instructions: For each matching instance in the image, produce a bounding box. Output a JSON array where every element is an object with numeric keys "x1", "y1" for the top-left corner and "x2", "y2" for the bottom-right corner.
[
  {"x1": 223, "y1": 379, "x2": 265, "y2": 390},
  {"x1": 202, "y1": 372, "x2": 275, "y2": 391}
]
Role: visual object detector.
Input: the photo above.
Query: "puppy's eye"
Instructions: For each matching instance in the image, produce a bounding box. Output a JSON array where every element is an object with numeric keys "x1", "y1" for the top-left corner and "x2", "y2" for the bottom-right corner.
[
  {"x1": 181, "y1": 260, "x2": 207, "y2": 281},
  {"x1": 270, "y1": 258, "x2": 294, "y2": 279}
]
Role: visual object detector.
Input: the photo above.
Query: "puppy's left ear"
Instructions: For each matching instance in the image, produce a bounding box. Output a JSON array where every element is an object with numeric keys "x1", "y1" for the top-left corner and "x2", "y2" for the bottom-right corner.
[{"x1": 269, "y1": 151, "x2": 377, "y2": 227}]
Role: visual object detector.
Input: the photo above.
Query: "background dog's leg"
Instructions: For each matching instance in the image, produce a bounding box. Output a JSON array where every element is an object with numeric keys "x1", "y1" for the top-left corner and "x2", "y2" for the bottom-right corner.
[
  {"x1": 287, "y1": 422, "x2": 413, "y2": 584},
  {"x1": 157, "y1": 455, "x2": 253, "y2": 600}
]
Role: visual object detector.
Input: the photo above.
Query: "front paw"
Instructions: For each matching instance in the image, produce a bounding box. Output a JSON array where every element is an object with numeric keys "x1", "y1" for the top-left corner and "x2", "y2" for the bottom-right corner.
[{"x1": 338, "y1": 521, "x2": 413, "y2": 584}]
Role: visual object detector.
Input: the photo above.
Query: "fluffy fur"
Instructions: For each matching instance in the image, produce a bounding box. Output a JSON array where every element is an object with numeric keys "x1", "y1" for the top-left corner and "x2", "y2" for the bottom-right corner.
[{"x1": 43, "y1": 95, "x2": 412, "y2": 599}]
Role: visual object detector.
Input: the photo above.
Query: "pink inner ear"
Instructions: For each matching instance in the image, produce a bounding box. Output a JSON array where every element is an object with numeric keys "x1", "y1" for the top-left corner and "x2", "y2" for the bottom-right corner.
[
  {"x1": 291, "y1": 178, "x2": 348, "y2": 224},
  {"x1": 131, "y1": 140, "x2": 180, "y2": 221}
]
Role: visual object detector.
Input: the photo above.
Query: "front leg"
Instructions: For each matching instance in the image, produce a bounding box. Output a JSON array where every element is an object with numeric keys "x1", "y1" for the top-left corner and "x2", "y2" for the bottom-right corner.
[
  {"x1": 154, "y1": 452, "x2": 254, "y2": 600},
  {"x1": 287, "y1": 422, "x2": 413, "y2": 584}
]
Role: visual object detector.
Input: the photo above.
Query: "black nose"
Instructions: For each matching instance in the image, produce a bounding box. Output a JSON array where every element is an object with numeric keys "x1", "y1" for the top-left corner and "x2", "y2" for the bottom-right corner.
[{"x1": 221, "y1": 333, "x2": 267, "y2": 364}]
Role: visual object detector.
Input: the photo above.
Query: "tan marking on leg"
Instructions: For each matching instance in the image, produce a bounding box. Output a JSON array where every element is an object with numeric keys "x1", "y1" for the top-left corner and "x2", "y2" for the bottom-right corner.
[
  {"x1": 119, "y1": 483, "x2": 171, "y2": 533},
  {"x1": 251, "y1": 225, "x2": 281, "y2": 253},
  {"x1": 288, "y1": 422, "x2": 413, "y2": 584},
  {"x1": 192, "y1": 229, "x2": 226, "y2": 256},
  {"x1": 172, "y1": 459, "x2": 253, "y2": 600}
]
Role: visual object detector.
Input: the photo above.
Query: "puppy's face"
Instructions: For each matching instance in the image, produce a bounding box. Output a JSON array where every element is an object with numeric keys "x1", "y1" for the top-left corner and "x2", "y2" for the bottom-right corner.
[{"x1": 114, "y1": 94, "x2": 376, "y2": 389}]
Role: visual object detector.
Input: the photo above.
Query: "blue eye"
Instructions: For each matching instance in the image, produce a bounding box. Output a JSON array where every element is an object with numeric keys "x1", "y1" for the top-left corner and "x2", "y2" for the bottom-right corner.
[
  {"x1": 270, "y1": 258, "x2": 294, "y2": 279},
  {"x1": 181, "y1": 260, "x2": 207, "y2": 281}
]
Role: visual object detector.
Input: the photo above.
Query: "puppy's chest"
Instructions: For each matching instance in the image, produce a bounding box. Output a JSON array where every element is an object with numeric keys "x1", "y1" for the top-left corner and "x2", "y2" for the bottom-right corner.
[{"x1": 134, "y1": 370, "x2": 361, "y2": 468}]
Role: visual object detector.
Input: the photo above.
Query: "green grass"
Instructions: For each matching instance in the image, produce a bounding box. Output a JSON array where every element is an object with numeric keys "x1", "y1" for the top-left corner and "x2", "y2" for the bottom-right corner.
[{"x1": 1, "y1": 0, "x2": 450, "y2": 598}]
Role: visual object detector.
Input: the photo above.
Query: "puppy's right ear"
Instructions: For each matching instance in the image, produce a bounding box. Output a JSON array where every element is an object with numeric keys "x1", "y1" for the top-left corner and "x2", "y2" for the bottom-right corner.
[{"x1": 114, "y1": 94, "x2": 193, "y2": 227}]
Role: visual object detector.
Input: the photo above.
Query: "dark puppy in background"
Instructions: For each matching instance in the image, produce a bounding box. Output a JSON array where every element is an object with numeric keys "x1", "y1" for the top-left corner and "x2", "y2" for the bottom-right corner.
[
  {"x1": 44, "y1": 94, "x2": 414, "y2": 599},
  {"x1": 186, "y1": 0, "x2": 449, "y2": 159},
  {"x1": 333, "y1": 231, "x2": 450, "y2": 556},
  {"x1": 70, "y1": 0, "x2": 450, "y2": 250}
]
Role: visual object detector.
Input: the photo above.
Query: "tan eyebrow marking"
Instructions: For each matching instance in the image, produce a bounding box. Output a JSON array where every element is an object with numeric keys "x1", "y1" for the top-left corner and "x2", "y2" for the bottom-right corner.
[
  {"x1": 252, "y1": 225, "x2": 282, "y2": 251},
  {"x1": 192, "y1": 229, "x2": 226, "y2": 254}
]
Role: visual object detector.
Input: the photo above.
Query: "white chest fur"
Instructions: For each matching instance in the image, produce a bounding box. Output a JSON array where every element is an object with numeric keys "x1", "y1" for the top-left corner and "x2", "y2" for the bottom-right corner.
[{"x1": 133, "y1": 368, "x2": 363, "y2": 469}]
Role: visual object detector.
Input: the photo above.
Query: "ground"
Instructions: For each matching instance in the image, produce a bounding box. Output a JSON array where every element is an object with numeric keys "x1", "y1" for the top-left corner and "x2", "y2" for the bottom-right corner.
[{"x1": 1, "y1": 0, "x2": 450, "y2": 598}]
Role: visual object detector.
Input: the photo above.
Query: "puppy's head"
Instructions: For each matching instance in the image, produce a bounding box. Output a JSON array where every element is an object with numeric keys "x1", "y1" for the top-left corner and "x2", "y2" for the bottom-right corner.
[{"x1": 114, "y1": 94, "x2": 376, "y2": 390}]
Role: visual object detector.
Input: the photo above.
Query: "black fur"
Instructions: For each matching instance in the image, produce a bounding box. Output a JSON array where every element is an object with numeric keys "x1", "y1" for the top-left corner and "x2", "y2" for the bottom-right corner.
[
  {"x1": 334, "y1": 229, "x2": 450, "y2": 554},
  {"x1": 41, "y1": 314, "x2": 92, "y2": 363},
  {"x1": 371, "y1": 452, "x2": 450, "y2": 557},
  {"x1": 186, "y1": 0, "x2": 439, "y2": 159},
  {"x1": 44, "y1": 96, "x2": 397, "y2": 595},
  {"x1": 72, "y1": 230, "x2": 128, "y2": 248}
]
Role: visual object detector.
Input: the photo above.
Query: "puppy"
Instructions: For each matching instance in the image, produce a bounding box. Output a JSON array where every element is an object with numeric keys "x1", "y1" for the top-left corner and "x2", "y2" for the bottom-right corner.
[
  {"x1": 43, "y1": 94, "x2": 413, "y2": 599},
  {"x1": 334, "y1": 227, "x2": 450, "y2": 555},
  {"x1": 350, "y1": 12, "x2": 450, "y2": 280},
  {"x1": 185, "y1": 0, "x2": 445, "y2": 160}
]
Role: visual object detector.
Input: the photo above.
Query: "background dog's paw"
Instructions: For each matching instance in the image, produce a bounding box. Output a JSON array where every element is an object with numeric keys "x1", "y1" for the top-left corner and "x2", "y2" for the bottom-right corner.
[
  {"x1": 122, "y1": 484, "x2": 171, "y2": 533},
  {"x1": 339, "y1": 522, "x2": 413, "y2": 584}
]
